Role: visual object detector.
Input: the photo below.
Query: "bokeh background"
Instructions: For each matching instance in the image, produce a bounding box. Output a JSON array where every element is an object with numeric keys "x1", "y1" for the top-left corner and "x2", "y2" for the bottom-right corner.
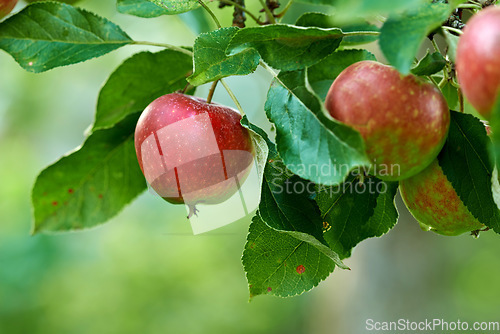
[{"x1": 1, "y1": 1, "x2": 500, "y2": 333}]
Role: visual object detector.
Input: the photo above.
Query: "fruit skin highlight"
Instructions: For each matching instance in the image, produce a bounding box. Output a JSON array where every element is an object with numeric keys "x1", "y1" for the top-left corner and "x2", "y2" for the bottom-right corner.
[
  {"x1": 134, "y1": 93, "x2": 254, "y2": 213},
  {"x1": 0, "y1": 0, "x2": 17, "y2": 20},
  {"x1": 456, "y1": 6, "x2": 500, "y2": 120},
  {"x1": 325, "y1": 60, "x2": 450, "y2": 181},
  {"x1": 400, "y1": 159, "x2": 484, "y2": 236}
]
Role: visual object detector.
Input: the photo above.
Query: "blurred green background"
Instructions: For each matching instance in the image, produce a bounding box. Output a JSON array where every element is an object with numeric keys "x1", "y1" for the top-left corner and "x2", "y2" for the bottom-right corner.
[{"x1": 1, "y1": 1, "x2": 500, "y2": 333}]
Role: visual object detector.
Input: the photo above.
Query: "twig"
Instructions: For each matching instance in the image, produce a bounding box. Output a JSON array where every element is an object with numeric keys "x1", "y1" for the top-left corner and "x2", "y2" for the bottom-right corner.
[
  {"x1": 275, "y1": 0, "x2": 293, "y2": 19},
  {"x1": 132, "y1": 41, "x2": 193, "y2": 56},
  {"x1": 442, "y1": 25, "x2": 463, "y2": 35},
  {"x1": 259, "y1": 0, "x2": 276, "y2": 24},
  {"x1": 219, "y1": 0, "x2": 265, "y2": 25},
  {"x1": 220, "y1": 79, "x2": 245, "y2": 116},
  {"x1": 198, "y1": 0, "x2": 222, "y2": 29},
  {"x1": 207, "y1": 80, "x2": 219, "y2": 103}
]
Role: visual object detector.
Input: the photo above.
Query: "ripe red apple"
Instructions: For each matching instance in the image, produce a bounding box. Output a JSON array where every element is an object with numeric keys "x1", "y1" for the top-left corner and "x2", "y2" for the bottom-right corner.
[
  {"x1": 0, "y1": 0, "x2": 17, "y2": 20},
  {"x1": 400, "y1": 159, "x2": 484, "y2": 236},
  {"x1": 134, "y1": 93, "x2": 254, "y2": 216},
  {"x1": 456, "y1": 6, "x2": 500, "y2": 119},
  {"x1": 325, "y1": 60, "x2": 450, "y2": 181},
  {"x1": 25, "y1": 0, "x2": 80, "y2": 3}
]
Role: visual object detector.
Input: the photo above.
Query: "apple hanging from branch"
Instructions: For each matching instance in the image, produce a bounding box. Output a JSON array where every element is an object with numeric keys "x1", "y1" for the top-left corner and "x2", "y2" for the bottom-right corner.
[
  {"x1": 456, "y1": 6, "x2": 500, "y2": 120},
  {"x1": 400, "y1": 159, "x2": 485, "y2": 236},
  {"x1": 134, "y1": 93, "x2": 255, "y2": 217},
  {"x1": 0, "y1": 0, "x2": 17, "y2": 20},
  {"x1": 325, "y1": 60, "x2": 450, "y2": 181}
]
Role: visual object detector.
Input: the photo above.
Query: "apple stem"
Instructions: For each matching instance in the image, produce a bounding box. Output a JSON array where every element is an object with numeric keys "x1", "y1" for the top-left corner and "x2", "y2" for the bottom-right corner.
[
  {"x1": 131, "y1": 41, "x2": 193, "y2": 56},
  {"x1": 198, "y1": 0, "x2": 222, "y2": 29},
  {"x1": 207, "y1": 80, "x2": 219, "y2": 104},
  {"x1": 259, "y1": 0, "x2": 277, "y2": 24},
  {"x1": 430, "y1": 38, "x2": 440, "y2": 54},
  {"x1": 458, "y1": 88, "x2": 464, "y2": 113},
  {"x1": 275, "y1": 0, "x2": 293, "y2": 19},
  {"x1": 441, "y1": 26, "x2": 463, "y2": 35},
  {"x1": 220, "y1": 79, "x2": 246, "y2": 116}
]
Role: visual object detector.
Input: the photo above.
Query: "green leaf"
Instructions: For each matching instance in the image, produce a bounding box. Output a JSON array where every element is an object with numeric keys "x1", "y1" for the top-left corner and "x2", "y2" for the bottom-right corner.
[
  {"x1": 438, "y1": 111, "x2": 500, "y2": 233},
  {"x1": 0, "y1": 2, "x2": 132, "y2": 73},
  {"x1": 380, "y1": 2, "x2": 451, "y2": 74},
  {"x1": 94, "y1": 49, "x2": 193, "y2": 131},
  {"x1": 295, "y1": 12, "x2": 379, "y2": 46},
  {"x1": 443, "y1": 30, "x2": 459, "y2": 63},
  {"x1": 307, "y1": 49, "x2": 376, "y2": 100},
  {"x1": 245, "y1": 116, "x2": 347, "y2": 269},
  {"x1": 242, "y1": 215, "x2": 336, "y2": 298},
  {"x1": 258, "y1": 146, "x2": 346, "y2": 269},
  {"x1": 295, "y1": 0, "x2": 426, "y2": 18},
  {"x1": 449, "y1": 0, "x2": 468, "y2": 9},
  {"x1": 32, "y1": 113, "x2": 147, "y2": 233},
  {"x1": 316, "y1": 176, "x2": 398, "y2": 260},
  {"x1": 188, "y1": 27, "x2": 260, "y2": 86},
  {"x1": 226, "y1": 24, "x2": 343, "y2": 71},
  {"x1": 146, "y1": 0, "x2": 199, "y2": 14},
  {"x1": 411, "y1": 51, "x2": 446, "y2": 76},
  {"x1": 117, "y1": 0, "x2": 170, "y2": 18},
  {"x1": 264, "y1": 77, "x2": 370, "y2": 186},
  {"x1": 440, "y1": 81, "x2": 459, "y2": 110}
]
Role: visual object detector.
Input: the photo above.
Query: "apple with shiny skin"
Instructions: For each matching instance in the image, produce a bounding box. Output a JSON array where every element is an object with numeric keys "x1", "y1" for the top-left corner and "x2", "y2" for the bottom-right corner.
[
  {"x1": 0, "y1": 0, "x2": 17, "y2": 19},
  {"x1": 456, "y1": 6, "x2": 500, "y2": 120},
  {"x1": 400, "y1": 159, "x2": 484, "y2": 236},
  {"x1": 25, "y1": 0, "x2": 81, "y2": 4},
  {"x1": 134, "y1": 93, "x2": 254, "y2": 216},
  {"x1": 325, "y1": 60, "x2": 450, "y2": 181}
]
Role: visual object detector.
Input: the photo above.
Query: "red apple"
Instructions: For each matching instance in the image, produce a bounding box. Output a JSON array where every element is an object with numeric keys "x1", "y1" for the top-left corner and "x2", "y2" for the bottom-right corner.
[
  {"x1": 25, "y1": 0, "x2": 81, "y2": 3},
  {"x1": 134, "y1": 93, "x2": 254, "y2": 216},
  {"x1": 0, "y1": 0, "x2": 17, "y2": 19},
  {"x1": 456, "y1": 6, "x2": 500, "y2": 119},
  {"x1": 325, "y1": 60, "x2": 450, "y2": 181},
  {"x1": 400, "y1": 159, "x2": 484, "y2": 236}
]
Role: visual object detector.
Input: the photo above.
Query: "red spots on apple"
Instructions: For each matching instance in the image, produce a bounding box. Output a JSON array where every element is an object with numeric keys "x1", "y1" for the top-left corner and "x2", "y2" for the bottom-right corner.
[
  {"x1": 456, "y1": 6, "x2": 500, "y2": 119},
  {"x1": 52, "y1": 201, "x2": 58, "y2": 206},
  {"x1": 296, "y1": 265, "x2": 306, "y2": 274},
  {"x1": 325, "y1": 61, "x2": 450, "y2": 181},
  {"x1": 134, "y1": 93, "x2": 255, "y2": 214},
  {"x1": 68, "y1": 188, "x2": 74, "y2": 194},
  {"x1": 400, "y1": 159, "x2": 484, "y2": 236}
]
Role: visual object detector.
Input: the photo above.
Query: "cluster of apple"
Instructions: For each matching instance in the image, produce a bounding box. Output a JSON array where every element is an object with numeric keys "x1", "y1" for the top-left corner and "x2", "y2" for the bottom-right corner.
[
  {"x1": 326, "y1": 6, "x2": 499, "y2": 236},
  {"x1": 132, "y1": 6, "x2": 500, "y2": 236}
]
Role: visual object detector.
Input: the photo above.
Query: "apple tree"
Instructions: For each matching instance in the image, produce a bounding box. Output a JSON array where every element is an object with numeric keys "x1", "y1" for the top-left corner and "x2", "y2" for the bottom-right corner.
[{"x1": 1, "y1": 0, "x2": 499, "y2": 298}]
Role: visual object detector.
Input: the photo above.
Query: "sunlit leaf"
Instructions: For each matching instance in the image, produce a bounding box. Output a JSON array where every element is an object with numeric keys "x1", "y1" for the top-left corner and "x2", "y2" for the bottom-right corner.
[
  {"x1": 188, "y1": 27, "x2": 259, "y2": 86},
  {"x1": 0, "y1": 2, "x2": 131, "y2": 72},
  {"x1": 94, "y1": 49, "x2": 193, "y2": 131},
  {"x1": 32, "y1": 113, "x2": 146, "y2": 233},
  {"x1": 380, "y1": 2, "x2": 451, "y2": 74},
  {"x1": 242, "y1": 214, "x2": 335, "y2": 298}
]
